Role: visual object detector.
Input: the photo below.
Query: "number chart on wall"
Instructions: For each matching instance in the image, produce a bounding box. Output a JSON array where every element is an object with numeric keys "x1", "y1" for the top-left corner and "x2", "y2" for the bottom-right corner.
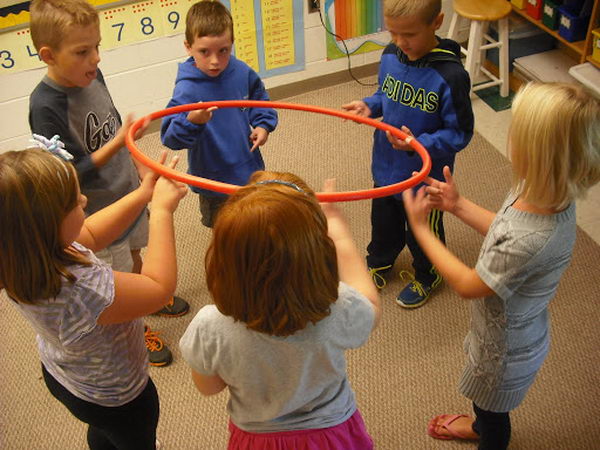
[{"x1": 0, "y1": 0, "x2": 305, "y2": 78}]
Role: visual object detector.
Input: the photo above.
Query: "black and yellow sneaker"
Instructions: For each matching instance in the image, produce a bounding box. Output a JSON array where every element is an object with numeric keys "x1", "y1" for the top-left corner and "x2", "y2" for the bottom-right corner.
[
  {"x1": 144, "y1": 326, "x2": 173, "y2": 367},
  {"x1": 396, "y1": 270, "x2": 440, "y2": 308},
  {"x1": 153, "y1": 296, "x2": 190, "y2": 317},
  {"x1": 368, "y1": 264, "x2": 393, "y2": 289}
]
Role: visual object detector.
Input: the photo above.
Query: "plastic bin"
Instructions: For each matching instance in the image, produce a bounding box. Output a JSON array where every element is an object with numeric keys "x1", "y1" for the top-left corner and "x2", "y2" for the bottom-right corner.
[
  {"x1": 487, "y1": 16, "x2": 556, "y2": 71},
  {"x1": 527, "y1": 0, "x2": 543, "y2": 19},
  {"x1": 593, "y1": 29, "x2": 600, "y2": 64},
  {"x1": 511, "y1": 0, "x2": 526, "y2": 9},
  {"x1": 558, "y1": 4, "x2": 590, "y2": 42},
  {"x1": 542, "y1": 0, "x2": 562, "y2": 29}
]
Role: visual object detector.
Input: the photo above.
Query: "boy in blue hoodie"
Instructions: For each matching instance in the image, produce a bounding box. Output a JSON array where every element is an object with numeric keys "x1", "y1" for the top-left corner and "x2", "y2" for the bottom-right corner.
[
  {"x1": 343, "y1": 0, "x2": 473, "y2": 308},
  {"x1": 161, "y1": 0, "x2": 278, "y2": 227}
]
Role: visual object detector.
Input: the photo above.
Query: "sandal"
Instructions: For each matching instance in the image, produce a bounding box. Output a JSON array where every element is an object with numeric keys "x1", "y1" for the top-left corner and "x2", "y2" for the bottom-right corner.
[{"x1": 427, "y1": 414, "x2": 479, "y2": 441}]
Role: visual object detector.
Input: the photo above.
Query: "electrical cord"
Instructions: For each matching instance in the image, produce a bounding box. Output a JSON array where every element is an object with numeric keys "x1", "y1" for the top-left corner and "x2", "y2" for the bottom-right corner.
[{"x1": 316, "y1": 4, "x2": 378, "y2": 87}]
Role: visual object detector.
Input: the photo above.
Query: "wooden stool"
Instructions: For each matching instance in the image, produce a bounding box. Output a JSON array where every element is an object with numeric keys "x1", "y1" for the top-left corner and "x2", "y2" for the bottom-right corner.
[{"x1": 447, "y1": 0, "x2": 511, "y2": 97}]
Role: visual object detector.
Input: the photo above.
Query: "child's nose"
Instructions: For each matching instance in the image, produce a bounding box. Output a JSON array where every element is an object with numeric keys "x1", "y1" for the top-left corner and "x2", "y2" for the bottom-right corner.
[{"x1": 91, "y1": 49, "x2": 101, "y2": 65}]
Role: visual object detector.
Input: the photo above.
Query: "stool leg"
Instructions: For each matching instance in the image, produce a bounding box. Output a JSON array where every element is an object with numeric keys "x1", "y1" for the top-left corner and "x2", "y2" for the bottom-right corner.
[
  {"x1": 498, "y1": 17, "x2": 510, "y2": 97},
  {"x1": 447, "y1": 12, "x2": 460, "y2": 41},
  {"x1": 465, "y1": 21, "x2": 484, "y2": 90}
]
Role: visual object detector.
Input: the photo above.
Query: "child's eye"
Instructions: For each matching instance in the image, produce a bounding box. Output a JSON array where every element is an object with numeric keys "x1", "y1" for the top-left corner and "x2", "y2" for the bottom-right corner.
[
  {"x1": 219, "y1": 48, "x2": 228, "y2": 54},
  {"x1": 199, "y1": 49, "x2": 208, "y2": 55}
]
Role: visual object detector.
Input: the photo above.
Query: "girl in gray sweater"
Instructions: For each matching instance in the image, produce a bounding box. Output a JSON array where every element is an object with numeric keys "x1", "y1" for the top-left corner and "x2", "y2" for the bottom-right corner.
[{"x1": 402, "y1": 82, "x2": 600, "y2": 449}]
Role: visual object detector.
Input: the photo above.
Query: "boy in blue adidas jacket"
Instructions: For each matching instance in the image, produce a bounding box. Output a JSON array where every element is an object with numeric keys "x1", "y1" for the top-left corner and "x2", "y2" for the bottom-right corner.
[
  {"x1": 343, "y1": 0, "x2": 473, "y2": 308},
  {"x1": 161, "y1": 1, "x2": 277, "y2": 227}
]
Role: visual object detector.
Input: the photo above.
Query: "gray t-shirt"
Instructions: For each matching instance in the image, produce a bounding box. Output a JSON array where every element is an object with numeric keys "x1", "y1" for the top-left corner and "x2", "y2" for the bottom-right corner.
[
  {"x1": 29, "y1": 72, "x2": 142, "y2": 243},
  {"x1": 13, "y1": 242, "x2": 149, "y2": 407},
  {"x1": 459, "y1": 193, "x2": 576, "y2": 412},
  {"x1": 179, "y1": 282, "x2": 375, "y2": 432}
]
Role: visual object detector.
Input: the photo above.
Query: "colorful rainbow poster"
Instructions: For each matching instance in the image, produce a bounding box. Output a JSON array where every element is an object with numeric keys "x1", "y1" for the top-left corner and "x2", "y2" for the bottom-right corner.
[{"x1": 325, "y1": 0, "x2": 388, "y2": 60}]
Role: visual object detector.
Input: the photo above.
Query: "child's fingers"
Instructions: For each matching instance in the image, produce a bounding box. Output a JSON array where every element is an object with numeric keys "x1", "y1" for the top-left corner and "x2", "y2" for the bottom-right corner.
[
  {"x1": 167, "y1": 155, "x2": 180, "y2": 169},
  {"x1": 322, "y1": 178, "x2": 337, "y2": 193},
  {"x1": 443, "y1": 166, "x2": 454, "y2": 185},
  {"x1": 206, "y1": 106, "x2": 218, "y2": 112},
  {"x1": 157, "y1": 149, "x2": 168, "y2": 165}
]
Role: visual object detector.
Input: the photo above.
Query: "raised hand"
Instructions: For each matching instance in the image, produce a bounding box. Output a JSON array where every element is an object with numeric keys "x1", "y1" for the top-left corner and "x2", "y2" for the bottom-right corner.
[
  {"x1": 249, "y1": 126, "x2": 269, "y2": 152},
  {"x1": 422, "y1": 166, "x2": 460, "y2": 214},
  {"x1": 402, "y1": 186, "x2": 431, "y2": 231},
  {"x1": 187, "y1": 105, "x2": 218, "y2": 125},
  {"x1": 152, "y1": 155, "x2": 188, "y2": 213},
  {"x1": 341, "y1": 100, "x2": 372, "y2": 118},
  {"x1": 386, "y1": 126, "x2": 415, "y2": 151}
]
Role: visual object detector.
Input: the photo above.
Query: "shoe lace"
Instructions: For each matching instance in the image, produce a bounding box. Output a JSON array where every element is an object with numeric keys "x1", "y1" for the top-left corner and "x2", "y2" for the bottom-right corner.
[
  {"x1": 165, "y1": 297, "x2": 174, "y2": 308},
  {"x1": 369, "y1": 265, "x2": 392, "y2": 289},
  {"x1": 399, "y1": 271, "x2": 428, "y2": 297},
  {"x1": 144, "y1": 327, "x2": 164, "y2": 352}
]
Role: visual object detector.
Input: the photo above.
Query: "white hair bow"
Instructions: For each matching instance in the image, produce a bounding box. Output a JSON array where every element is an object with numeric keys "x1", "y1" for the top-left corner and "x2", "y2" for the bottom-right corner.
[{"x1": 29, "y1": 134, "x2": 74, "y2": 161}]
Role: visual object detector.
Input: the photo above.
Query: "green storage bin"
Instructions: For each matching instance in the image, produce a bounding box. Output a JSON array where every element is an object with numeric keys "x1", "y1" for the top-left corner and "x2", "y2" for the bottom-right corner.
[{"x1": 542, "y1": 0, "x2": 562, "y2": 29}]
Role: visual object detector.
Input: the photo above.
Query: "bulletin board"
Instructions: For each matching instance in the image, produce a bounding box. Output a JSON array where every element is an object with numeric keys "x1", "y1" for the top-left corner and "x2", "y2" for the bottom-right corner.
[{"x1": 0, "y1": 0, "x2": 304, "y2": 77}]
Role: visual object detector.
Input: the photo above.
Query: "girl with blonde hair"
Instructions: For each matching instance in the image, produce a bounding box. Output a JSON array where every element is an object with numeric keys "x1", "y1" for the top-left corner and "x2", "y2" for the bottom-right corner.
[{"x1": 403, "y1": 82, "x2": 600, "y2": 449}]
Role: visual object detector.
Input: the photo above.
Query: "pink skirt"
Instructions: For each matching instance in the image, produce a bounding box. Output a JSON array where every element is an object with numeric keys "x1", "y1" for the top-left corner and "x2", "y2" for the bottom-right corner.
[{"x1": 228, "y1": 410, "x2": 373, "y2": 450}]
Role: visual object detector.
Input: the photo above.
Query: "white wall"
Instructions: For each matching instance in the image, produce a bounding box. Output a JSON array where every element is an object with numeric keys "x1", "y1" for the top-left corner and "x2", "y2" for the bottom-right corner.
[{"x1": 0, "y1": 0, "x2": 455, "y2": 151}]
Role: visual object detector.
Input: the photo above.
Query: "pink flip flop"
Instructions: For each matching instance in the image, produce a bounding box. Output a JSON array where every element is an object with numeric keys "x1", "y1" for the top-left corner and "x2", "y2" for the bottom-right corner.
[{"x1": 427, "y1": 414, "x2": 479, "y2": 440}]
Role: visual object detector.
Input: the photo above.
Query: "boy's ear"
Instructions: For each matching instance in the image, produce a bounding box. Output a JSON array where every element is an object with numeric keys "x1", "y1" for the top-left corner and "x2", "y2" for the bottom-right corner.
[
  {"x1": 432, "y1": 12, "x2": 444, "y2": 31},
  {"x1": 184, "y1": 40, "x2": 192, "y2": 55},
  {"x1": 39, "y1": 46, "x2": 55, "y2": 65}
]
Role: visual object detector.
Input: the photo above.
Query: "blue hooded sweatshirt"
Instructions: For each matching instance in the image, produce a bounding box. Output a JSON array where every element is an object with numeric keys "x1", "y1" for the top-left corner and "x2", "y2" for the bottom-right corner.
[
  {"x1": 161, "y1": 56, "x2": 278, "y2": 196},
  {"x1": 363, "y1": 38, "x2": 474, "y2": 194}
]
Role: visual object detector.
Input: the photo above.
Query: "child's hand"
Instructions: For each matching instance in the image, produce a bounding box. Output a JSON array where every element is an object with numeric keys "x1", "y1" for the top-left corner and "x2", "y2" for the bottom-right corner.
[
  {"x1": 138, "y1": 150, "x2": 168, "y2": 202},
  {"x1": 151, "y1": 155, "x2": 188, "y2": 213},
  {"x1": 386, "y1": 126, "x2": 415, "y2": 151},
  {"x1": 402, "y1": 186, "x2": 431, "y2": 231},
  {"x1": 341, "y1": 100, "x2": 371, "y2": 118},
  {"x1": 187, "y1": 105, "x2": 218, "y2": 125},
  {"x1": 422, "y1": 166, "x2": 460, "y2": 214},
  {"x1": 249, "y1": 126, "x2": 269, "y2": 152}
]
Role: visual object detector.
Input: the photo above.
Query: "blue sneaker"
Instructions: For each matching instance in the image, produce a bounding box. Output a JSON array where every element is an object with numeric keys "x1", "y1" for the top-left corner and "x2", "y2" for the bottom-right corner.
[
  {"x1": 396, "y1": 271, "x2": 439, "y2": 308},
  {"x1": 368, "y1": 264, "x2": 392, "y2": 289}
]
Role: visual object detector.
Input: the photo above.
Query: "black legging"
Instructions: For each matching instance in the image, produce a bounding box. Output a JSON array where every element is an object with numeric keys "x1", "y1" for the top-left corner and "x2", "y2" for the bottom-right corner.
[
  {"x1": 42, "y1": 365, "x2": 159, "y2": 450},
  {"x1": 472, "y1": 402, "x2": 511, "y2": 450}
]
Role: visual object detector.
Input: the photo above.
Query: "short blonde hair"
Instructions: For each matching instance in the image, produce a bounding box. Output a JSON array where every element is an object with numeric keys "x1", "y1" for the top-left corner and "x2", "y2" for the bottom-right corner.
[
  {"x1": 206, "y1": 171, "x2": 339, "y2": 337},
  {"x1": 29, "y1": 0, "x2": 99, "y2": 51},
  {"x1": 0, "y1": 149, "x2": 89, "y2": 304},
  {"x1": 384, "y1": 0, "x2": 441, "y2": 24},
  {"x1": 185, "y1": 0, "x2": 234, "y2": 45},
  {"x1": 510, "y1": 82, "x2": 600, "y2": 209}
]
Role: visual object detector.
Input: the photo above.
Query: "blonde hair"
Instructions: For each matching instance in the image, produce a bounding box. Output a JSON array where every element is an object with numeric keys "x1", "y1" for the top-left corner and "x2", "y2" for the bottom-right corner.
[
  {"x1": 29, "y1": 0, "x2": 99, "y2": 51},
  {"x1": 206, "y1": 171, "x2": 339, "y2": 337},
  {"x1": 383, "y1": 0, "x2": 442, "y2": 24},
  {"x1": 0, "y1": 149, "x2": 89, "y2": 304},
  {"x1": 185, "y1": 0, "x2": 234, "y2": 45},
  {"x1": 510, "y1": 82, "x2": 600, "y2": 210}
]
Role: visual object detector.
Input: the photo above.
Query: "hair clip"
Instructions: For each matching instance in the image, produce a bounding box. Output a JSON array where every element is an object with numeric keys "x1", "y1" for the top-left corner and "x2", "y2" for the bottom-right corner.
[
  {"x1": 255, "y1": 179, "x2": 305, "y2": 193},
  {"x1": 29, "y1": 134, "x2": 74, "y2": 162}
]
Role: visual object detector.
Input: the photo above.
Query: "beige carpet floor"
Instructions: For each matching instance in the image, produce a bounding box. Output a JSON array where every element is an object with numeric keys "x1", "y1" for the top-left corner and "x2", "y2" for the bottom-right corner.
[{"x1": 1, "y1": 76, "x2": 599, "y2": 449}]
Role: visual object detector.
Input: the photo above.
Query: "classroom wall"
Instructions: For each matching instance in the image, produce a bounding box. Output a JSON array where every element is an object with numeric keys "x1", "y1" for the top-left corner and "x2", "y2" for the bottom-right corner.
[{"x1": 0, "y1": 0, "x2": 455, "y2": 152}]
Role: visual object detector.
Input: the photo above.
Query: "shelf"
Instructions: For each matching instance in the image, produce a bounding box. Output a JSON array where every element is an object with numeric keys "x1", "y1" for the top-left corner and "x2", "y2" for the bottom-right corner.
[
  {"x1": 587, "y1": 55, "x2": 600, "y2": 68},
  {"x1": 511, "y1": 5, "x2": 586, "y2": 55}
]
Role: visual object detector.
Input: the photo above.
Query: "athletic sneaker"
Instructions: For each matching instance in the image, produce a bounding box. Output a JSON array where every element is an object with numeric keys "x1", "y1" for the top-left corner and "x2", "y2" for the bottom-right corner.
[
  {"x1": 396, "y1": 270, "x2": 439, "y2": 308},
  {"x1": 153, "y1": 296, "x2": 190, "y2": 317},
  {"x1": 368, "y1": 264, "x2": 393, "y2": 289},
  {"x1": 144, "y1": 326, "x2": 173, "y2": 367}
]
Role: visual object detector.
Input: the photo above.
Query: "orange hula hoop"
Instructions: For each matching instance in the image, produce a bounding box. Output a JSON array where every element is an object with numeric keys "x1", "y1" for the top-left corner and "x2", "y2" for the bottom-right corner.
[{"x1": 126, "y1": 100, "x2": 431, "y2": 202}]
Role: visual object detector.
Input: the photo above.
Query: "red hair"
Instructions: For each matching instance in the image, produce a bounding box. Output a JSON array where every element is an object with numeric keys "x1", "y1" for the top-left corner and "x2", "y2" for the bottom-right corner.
[{"x1": 205, "y1": 171, "x2": 339, "y2": 336}]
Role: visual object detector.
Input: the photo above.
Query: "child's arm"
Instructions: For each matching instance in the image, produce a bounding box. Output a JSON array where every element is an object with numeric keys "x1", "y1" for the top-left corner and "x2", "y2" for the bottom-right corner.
[
  {"x1": 402, "y1": 187, "x2": 494, "y2": 299},
  {"x1": 247, "y1": 71, "x2": 278, "y2": 151},
  {"x1": 96, "y1": 163, "x2": 188, "y2": 324},
  {"x1": 161, "y1": 84, "x2": 207, "y2": 150},
  {"x1": 90, "y1": 114, "x2": 149, "y2": 168},
  {"x1": 424, "y1": 166, "x2": 496, "y2": 236},
  {"x1": 190, "y1": 370, "x2": 227, "y2": 396},
  {"x1": 321, "y1": 180, "x2": 381, "y2": 327},
  {"x1": 76, "y1": 152, "x2": 167, "y2": 250}
]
